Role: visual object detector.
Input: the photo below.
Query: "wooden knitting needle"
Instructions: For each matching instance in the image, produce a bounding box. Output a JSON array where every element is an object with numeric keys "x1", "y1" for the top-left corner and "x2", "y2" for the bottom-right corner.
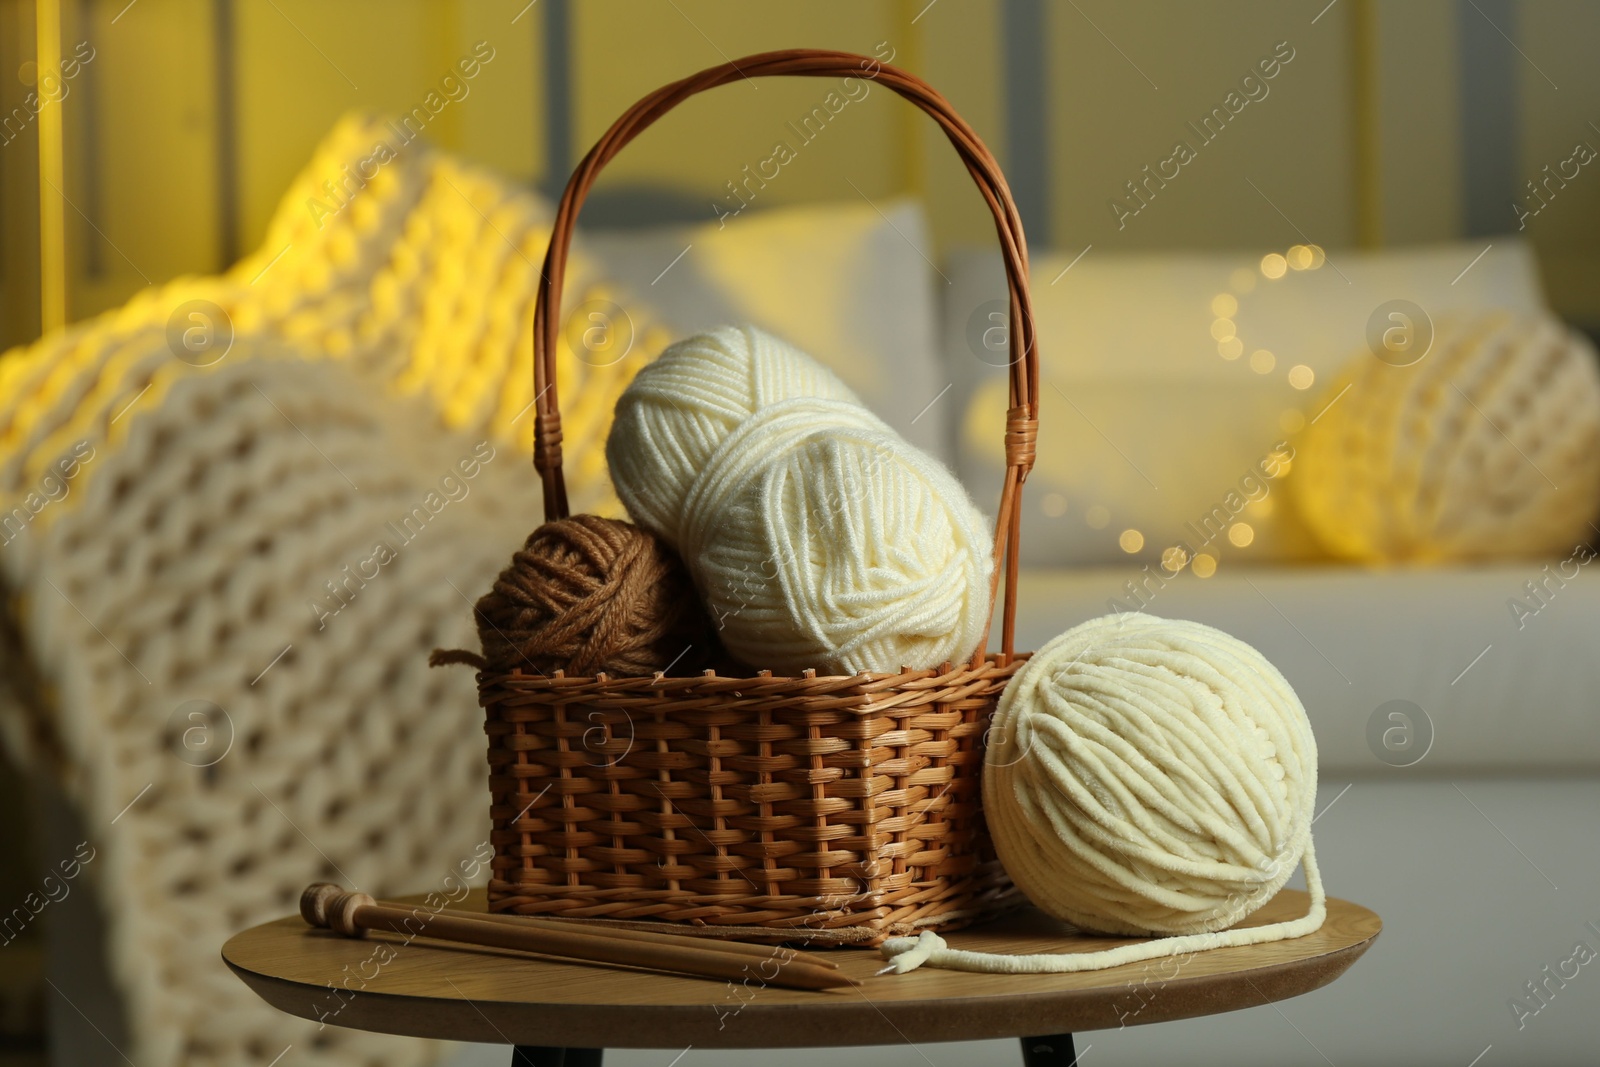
[
  {"x1": 301, "y1": 885, "x2": 838, "y2": 968},
  {"x1": 439, "y1": 905, "x2": 841, "y2": 969},
  {"x1": 300, "y1": 884, "x2": 857, "y2": 991}
]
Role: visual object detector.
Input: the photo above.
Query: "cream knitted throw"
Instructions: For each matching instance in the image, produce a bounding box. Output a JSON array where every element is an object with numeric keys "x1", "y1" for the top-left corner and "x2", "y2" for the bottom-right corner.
[{"x1": 0, "y1": 114, "x2": 666, "y2": 1066}]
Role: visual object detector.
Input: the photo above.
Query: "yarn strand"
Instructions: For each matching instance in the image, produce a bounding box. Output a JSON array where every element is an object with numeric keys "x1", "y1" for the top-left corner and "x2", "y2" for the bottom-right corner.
[{"x1": 880, "y1": 839, "x2": 1325, "y2": 975}]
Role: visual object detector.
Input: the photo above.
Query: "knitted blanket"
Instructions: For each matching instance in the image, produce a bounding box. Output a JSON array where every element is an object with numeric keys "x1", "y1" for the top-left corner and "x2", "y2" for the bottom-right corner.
[{"x1": 0, "y1": 114, "x2": 667, "y2": 1066}]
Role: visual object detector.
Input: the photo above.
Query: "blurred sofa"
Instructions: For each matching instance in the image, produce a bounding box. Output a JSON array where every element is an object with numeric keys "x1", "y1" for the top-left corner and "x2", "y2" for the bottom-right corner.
[
  {"x1": 557, "y1": 211, "x2": 1600, "y2": 1067},
  {"x1": 4, "y1": 117, "x2": 1596, "y2": 1067}
]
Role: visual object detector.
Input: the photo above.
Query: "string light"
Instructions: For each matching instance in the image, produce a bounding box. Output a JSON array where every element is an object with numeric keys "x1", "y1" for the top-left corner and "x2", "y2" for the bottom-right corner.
[
  {"x1": 1192, "y1": 554, "x2": 1218, "y2": 578},
  {"x1": 1260, "y1": 253, "x2": 1288, "y2": 279},
  {"x1": 1288, "y1": 245, "x2": 1315, "y2": 270},
  {"x1": 1228, "y1": 522, "x2": 1255, "y2": 547},
  {"x1": 1161, "y1": 545, "x2": 1189, "y2": 572},
  {"x1": 1218, "y1": 338, "x2": 1244, "y2": 360},
  {"x1": 1119, "y1": 528, "x2": 1145, "y2": 553},
  {"x1": 1288, "y1": 364, "x2": 1315, "y2": 390},
  {"x1": 1211, "y1": 318, "x2": 1237, "y2": 342},
  {"x1": 1211, "y1": 293, "x2": 1239, "y2": 317},
  {"x1": 1250, "y1": 349, "x2": 1276, "y2": 374}
]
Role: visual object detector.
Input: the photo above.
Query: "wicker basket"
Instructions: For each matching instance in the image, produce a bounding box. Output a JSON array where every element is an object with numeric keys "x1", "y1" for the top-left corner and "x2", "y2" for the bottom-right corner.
[{"x1": 482, "y1": 48, "x2": 1040, "y2": 945}]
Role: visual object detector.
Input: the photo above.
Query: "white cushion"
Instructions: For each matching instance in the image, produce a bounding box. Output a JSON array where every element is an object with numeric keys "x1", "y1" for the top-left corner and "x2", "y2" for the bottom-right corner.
[
  {"x1": 584, "y1": 199, "x2": 950, "y2": 461},
  {"x1": 946, "y1": 242, "x2": 1548, "y2": 566}
]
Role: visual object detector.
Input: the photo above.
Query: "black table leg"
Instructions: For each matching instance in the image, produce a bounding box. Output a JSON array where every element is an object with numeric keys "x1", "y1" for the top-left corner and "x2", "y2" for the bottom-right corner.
[
  {"x1": 514, "y1": 1040, "x2": 1062, "y2": 1065},
  {"x1": 511, "y1": 1048, "x2": 603, "y2": 1066},
  {"x1": 1020, "y1": 1033, "x2": 1077, "y2": 1066}
]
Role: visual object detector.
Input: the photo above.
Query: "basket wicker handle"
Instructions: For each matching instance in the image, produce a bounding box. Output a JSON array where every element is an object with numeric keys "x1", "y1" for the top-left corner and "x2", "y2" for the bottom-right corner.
[{"x1": 533, "y1": 48, "x2": 1039, "y2": 663}]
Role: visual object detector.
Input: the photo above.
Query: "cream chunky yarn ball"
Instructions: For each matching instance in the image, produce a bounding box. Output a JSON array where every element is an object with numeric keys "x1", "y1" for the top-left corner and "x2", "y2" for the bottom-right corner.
[
  {"x1": 680, "y1": 399, "x2": 992, "y2": 675},
  {"x1": 606, "y1": 324, "x2": 863, "y2": 546},
  {"x1": 1293, "y1": 310, "x2": 1600, "y2": 562},
  {"x1": 880, "y1": 612, "x2": 1325, "y2": 976},
  {"x1": 607, "y1": 327, "x2": 993, "y2": 675}
]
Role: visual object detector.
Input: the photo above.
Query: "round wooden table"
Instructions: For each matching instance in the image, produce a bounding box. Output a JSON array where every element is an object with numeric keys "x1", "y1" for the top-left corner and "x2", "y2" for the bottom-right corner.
[{"x1": 225, "y1": 888, "x2": 1379, "y2": 1066}]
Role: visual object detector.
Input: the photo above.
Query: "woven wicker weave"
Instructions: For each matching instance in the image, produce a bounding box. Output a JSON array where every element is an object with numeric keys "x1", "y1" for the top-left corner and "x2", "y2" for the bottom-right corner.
[{"x1": 483, "y1": 49, "x2": 1041, "y2": 944}]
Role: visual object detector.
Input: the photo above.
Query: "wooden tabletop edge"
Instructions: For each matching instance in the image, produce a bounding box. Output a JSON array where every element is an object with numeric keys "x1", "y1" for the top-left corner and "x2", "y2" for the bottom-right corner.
[{"x1": 220, "y1": 917, "x2": 1382, "y2": 1049}]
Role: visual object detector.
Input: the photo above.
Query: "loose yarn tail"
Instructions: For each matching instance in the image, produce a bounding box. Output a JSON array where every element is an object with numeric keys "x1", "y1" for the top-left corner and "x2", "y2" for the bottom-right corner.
[{"x1": 878, "y1": 840, "x2": 1327, "y2": 976}]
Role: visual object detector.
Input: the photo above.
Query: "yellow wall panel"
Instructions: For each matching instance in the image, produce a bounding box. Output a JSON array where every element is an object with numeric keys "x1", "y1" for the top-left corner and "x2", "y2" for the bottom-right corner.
[
  {"x1": 0, "y1": 0, "x2": 40, "y2": 349},
  {"x1": 914, "y1": 0, "x2": 1006, "y2": 251},
  {"x1": 1368, "y1": 0, "x2": 1461, "y2": 245},
  {"x1": 234, "y1": 0, "x2": 503, "y2": 251},
  {"x1": 455, "y1": 0, "x2": 543, "y2": 186},
  {"x1": 232, "y1": 1, "x2": 543, "y2": 251},
  {"x1": 1514, "y1": 0, "x2": 1599, "y2": 239},
  {"x1": 69, "y1": 0, "x2": 219, "y2": 318},
  {"x1": 1045, "y1": 0, "x2": 1357, "y2": 252},
  {"x1": 570, "y1": 0, "x2": 905, "y2": 222},
  {"x1": 1515, "y1": 0, "x2": 1600, "y2": 325}
]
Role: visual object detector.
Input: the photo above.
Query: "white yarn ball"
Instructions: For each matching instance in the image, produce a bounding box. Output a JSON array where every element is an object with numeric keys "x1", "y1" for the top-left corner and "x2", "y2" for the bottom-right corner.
[
  {"x1": 679, "y1": 398, "x2": 994, "y2": 675},
  {"x1": 984, "y1": 613, "x2": 1317, "y2": 937},
  {"x1": 1293, "y1": 310, "x2": 1600, "y2": 562},
  {"x1": 607, "y1": 324, "x2": 862, "y2": 546}
]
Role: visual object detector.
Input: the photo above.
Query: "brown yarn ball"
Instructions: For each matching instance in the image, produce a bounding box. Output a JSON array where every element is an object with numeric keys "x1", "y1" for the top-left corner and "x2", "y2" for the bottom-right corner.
[{"x1": 431, "y1": 515, "x2": 721, "y2": 677}]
